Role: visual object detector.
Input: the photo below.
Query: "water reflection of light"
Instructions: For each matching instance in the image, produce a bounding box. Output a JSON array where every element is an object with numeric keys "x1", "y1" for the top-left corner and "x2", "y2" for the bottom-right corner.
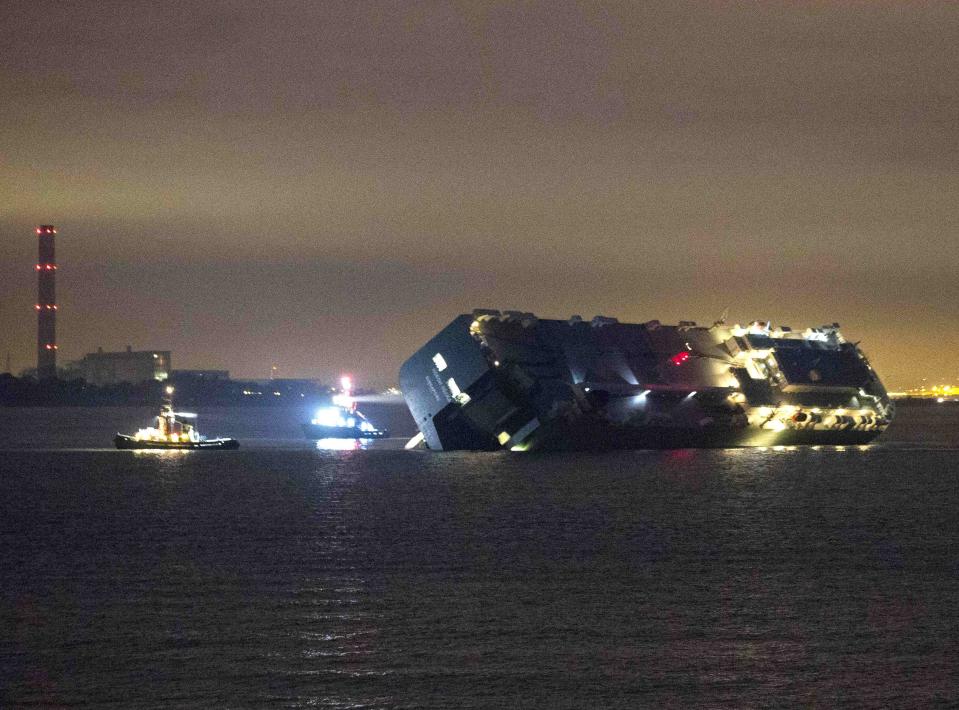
[
  {"x1": 316, "y1": 438, "x2": 371, "y2": 451},
  {"x1": 665, "y1": 448, "x2": 696, "y2": 462},
  {"x1": 131, "y1": 448, "x2": 191, "y2": 456}
]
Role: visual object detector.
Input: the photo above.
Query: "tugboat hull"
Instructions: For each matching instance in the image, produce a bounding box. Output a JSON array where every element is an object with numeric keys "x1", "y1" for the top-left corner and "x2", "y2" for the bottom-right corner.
[
  {"x1": 114, "y1": 434, "x2": 240, "y2": 450},
  {"x1": 301, "y1": 424, "x2": 389, "y2": 440}
]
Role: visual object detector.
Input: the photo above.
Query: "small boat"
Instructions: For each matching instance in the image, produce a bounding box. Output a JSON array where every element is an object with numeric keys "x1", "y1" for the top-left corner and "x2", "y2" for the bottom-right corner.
[
  {"x1": 301, "y1": 407, "x2": 390, "y2": 440},
  {"x1": 302, "y1": 375, "x2": 389, "y2": 440},
  {"x1": 115, "y1": 386, "x2": 239, "y2": 450}
]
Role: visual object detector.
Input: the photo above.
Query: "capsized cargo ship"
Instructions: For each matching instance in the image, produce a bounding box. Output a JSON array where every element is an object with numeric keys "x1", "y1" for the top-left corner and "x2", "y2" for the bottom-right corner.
[{"x1": 399, "y1": 310, "x2": 893, "y2": 451}]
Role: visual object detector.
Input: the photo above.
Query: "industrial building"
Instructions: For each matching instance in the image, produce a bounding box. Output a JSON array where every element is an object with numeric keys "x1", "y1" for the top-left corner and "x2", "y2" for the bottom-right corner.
[
  {"x1": 75, "y1": 347, "x2": 171, "y2": 386},
  {"x1": 172, "y1": 369, "x2": 230, "y2": 381}
]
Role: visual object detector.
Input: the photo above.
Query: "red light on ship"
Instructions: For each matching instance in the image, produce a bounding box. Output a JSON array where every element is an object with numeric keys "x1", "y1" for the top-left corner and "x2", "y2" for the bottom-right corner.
[{"x1": 670, "y1": 351, "x2": 691, "y2": 366}]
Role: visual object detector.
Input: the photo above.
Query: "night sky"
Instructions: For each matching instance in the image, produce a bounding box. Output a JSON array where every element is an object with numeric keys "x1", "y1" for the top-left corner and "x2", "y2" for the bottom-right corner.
[{"x1": 1, "y1": 1, "x2": 957, "y2": 388}]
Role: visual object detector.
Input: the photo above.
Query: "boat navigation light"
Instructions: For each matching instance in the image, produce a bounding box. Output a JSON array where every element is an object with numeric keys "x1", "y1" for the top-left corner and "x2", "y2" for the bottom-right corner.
[
  {"x1": 313, "y1": 407, "x2": 349, "y2": 428},
  {"x1": 340, "y1": 375, "x2": 353, "y2": 393}
]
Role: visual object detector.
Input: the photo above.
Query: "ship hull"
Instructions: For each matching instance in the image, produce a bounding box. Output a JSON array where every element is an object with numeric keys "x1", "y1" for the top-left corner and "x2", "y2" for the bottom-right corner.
[
  {"x1": 301, "y1": 424, "x2": 389, "y2": 440},
  {"x1": 515, "y1": 422, "x2": 883, "y2": 452},
  {"x1": 114, "y1": 434, "x2": 240, "y2": 450},
  {"x1": 400, "y1": 311, "x2": 894, "y2": 452}
]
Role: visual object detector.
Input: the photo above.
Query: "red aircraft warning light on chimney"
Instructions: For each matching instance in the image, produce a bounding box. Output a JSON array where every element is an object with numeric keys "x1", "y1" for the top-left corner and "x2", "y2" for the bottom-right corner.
[{"x1": 36, "y1": 225, "x2": 58, "y2": 379}]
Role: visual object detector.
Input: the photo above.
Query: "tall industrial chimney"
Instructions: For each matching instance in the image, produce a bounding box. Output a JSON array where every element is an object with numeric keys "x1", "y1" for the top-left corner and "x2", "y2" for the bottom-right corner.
[{"x1": 36, "y1": 225, "x2": 58, "y2": 378}]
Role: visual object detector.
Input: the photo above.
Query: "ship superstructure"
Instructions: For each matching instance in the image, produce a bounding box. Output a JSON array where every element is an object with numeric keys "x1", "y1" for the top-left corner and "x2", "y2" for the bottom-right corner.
[{"x1": 399, "y1": 310, "x2": 893, "y2": 451}]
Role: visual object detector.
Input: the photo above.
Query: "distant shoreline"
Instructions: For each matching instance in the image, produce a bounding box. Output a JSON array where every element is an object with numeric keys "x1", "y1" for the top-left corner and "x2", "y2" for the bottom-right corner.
[
  {"x1": 0, "y1": 373, "x2": 334, "y2": 408},
  {"x1": 892, "y1": 398, "x2": 959, "y2": 407}
]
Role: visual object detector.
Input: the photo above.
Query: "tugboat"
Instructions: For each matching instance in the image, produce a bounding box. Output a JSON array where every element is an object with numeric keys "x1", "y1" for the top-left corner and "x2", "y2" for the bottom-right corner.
[
  {"x1": 115, "y1": 386, "x2": 239, "y2": 450},
  {"x1": 302, "y1": 376, "x2": 389, "y2": 440}
]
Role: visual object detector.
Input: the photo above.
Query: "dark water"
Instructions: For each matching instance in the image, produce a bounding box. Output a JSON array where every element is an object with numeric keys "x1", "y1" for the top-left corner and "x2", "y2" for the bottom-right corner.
[{"x1": 2, "y1": 406, "x2": 959, "y2": 707}]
